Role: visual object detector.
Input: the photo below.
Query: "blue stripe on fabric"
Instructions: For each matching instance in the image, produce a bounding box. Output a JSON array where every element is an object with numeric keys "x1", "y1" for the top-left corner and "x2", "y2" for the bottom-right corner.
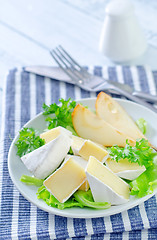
[
  {"x1": 93, "y1": 66, "x2": 107, "y2": 96},
  {"x1": 110, "y1": 232, "x2": 123, "y2": 240},
  {"x1": 35, "y1": 75, "x2": 50, "y2": 238},
  {"x1": 19, "y1": 237, "x2": 31, "y2": 240},
  {"x1": 36, "y1": 209, "x2": 50, "y2": 240},
  {"x1": 18, "y1": 71, "x2": 31, "y2": 239},
  {"x1": 129, "y1": 229, "x2": 141, "y2": 240},
  {"x1": 127, "y1": 205, "x2": 144, "y2": 230},
  {"x1": 92, "y1": 217, "x2": 106, "y2": 234},
  {"x1": 18, "y1": 195, "x2": 31, "y2": 239},
  {"x1": 108, "y1": 66, "x2": 118, "y2": 82},
  {"x1": 93, "y1": 65, "x2": 115, "y2": 97},
  {"x1": 72, "y1": 236, "x2": 85, "y2": 240},
  {"x1": 152, "y1": 71, "x2": 157, "y2": 92},
  {"x1": 36, "y1": 75, "x2": 45, "y2": 114},
  {"x1": 55, "y1": 215, "x2": 69, "y2": 239},
  {"x1": 81, "y1": 88, "x2": 90, "y2": 98},
  {"x1": 0, "y1": 69, "x2": 16, "y2": 239},
  {"x1": 80, "y1": 66, "x2": 103, "y2": 99},
  {"x1": 144, "y1": 195, "x2": 157, "y2": 228},
  {"x1": 122, "y1": 66, "x2": 134, "y2": 88},
  {"x1": 66, "y1": 82, "x2": 75, "y2": 99},
  {"x1": 21, "y1": 71, "x2": 30, "y2": 126},
  {"x1": 73, "y1": 218, "x2": 88, "y2": 237},
  {"x1": 51, "y1": 78, "x2": 60, "y2": 104},
  {"x1": 148, "y1": 228, "x2": 157, "y2": 240},
  {"x1": 91, "y1": 233, "x2": 106, "y2": 240},
  {"x1": 94, "y1": 66, "x2": 103, "y2": 77},
  {"x1": 110, "y1": 213, "x2": 125, "y2": 232},
  {"x1": 136, "y1": 66, "x2": 150, "y2": 93},
  {"x1": 107, "y1": 66, "x2": 122, "y2": 99}
]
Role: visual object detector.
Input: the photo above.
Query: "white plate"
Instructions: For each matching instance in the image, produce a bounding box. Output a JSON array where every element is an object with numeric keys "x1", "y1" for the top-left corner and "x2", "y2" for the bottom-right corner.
[{"x1": 8, "y1": 98, "x2": 157, "y2": 218}]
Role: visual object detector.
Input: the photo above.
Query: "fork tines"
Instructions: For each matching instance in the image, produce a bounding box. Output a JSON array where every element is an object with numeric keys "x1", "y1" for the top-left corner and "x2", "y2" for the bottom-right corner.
[{"x1": 50, "y1": 45, "x2": 88, "y2": 84}]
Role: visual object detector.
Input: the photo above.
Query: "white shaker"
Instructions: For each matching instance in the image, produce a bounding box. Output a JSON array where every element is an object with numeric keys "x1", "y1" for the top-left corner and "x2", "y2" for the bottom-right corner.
[{"x1": 99, "y1": 0, "x2": 147, "y2": 62}]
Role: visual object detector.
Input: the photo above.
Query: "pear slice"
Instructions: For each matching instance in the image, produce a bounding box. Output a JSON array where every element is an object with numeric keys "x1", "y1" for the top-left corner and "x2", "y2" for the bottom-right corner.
[
  {"x1": 95, "y1": 92, "x2": 146, "y2": 141},
  {"x1": 72, "y1": 104, "x2": 135, "y2": 147}
]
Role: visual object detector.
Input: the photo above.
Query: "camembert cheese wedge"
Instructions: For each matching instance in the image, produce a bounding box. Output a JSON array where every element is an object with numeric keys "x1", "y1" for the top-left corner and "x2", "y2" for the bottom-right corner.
[
  {"x1": 105, "y1": 158, "x2": 146, "y2": 180},
  {"x1": 44, "y1": 156, "x2": 87, "y2": 203},
  {"x1": 21, "y1": 128, "x2": 72, "y2": 179},
  {"x1": 86, "y1": 156, "x2": 130, "y2": 205},
  {"x1": 71, "y1": 135, "x2": 85, "y2": 155},
  {"x1": 78, "y1": 139, "x2": 108, "y2": 162}
]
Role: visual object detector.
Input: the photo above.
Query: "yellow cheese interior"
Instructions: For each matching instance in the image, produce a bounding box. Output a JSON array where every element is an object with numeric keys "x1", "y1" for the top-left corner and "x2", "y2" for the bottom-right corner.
[
  {"x1": 106, "y1": 158, "x2": 146, "y2": 173},
  {"x1": 71, "y1": 135, "x2": 84, "y2": 152},
  {"x1": 79, "y1": 140, "x2": 108, "y2": 161},
  {"x1": 40, "y1": 127, "x2": 61, "y2": 144},
  {"x1": 79, "y1": 180, "x2": 89, "y2": 191},
  {"x1": 44, "y1": 157, "x2": 86, "y2": 203},
  {"x1": 87, "y1": 156, "x2": 130, "y2": 199}
]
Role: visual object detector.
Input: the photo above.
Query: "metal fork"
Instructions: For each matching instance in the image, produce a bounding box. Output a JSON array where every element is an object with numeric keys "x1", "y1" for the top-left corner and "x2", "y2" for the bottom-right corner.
[{"x1": 50, "y1": 45, "x2": 157, "y2": 113}]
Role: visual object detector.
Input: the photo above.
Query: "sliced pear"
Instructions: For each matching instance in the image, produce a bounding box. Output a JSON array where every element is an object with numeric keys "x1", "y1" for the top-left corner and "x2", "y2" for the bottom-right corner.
[
  {"x1": 72, "y1": 104, "x2": 135, "y2": 147},
  {"x1": 95, "y1": 92, "x2": 146, "y2": 141}
]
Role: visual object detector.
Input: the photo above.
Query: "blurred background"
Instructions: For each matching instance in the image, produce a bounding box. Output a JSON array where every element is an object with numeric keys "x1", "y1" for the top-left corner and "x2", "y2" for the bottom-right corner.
[{"x1": 0, "y1": 0, "x2": 157, "y2": 92}]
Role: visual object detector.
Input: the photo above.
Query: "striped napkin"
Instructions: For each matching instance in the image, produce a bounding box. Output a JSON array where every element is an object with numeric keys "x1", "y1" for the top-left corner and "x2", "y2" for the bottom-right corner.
[{"x1": 0, "y1": 66, "x2": 157, "y2": 240}]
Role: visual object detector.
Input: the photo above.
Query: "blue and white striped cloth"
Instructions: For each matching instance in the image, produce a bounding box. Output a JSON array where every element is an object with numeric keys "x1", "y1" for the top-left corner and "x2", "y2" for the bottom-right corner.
[{"x1": 0, "y1": 66, "x2": 157, "y2": 239}]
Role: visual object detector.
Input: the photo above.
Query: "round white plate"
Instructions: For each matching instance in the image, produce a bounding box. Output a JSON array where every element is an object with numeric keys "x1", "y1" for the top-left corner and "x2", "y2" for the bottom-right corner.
[{"x1": 8, "y1": 98, "x2": 157, "y2": 218}]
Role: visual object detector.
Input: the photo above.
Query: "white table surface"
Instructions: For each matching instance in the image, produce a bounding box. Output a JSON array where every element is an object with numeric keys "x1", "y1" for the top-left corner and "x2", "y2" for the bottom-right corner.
[{"x1": 0, "y1": 0, "x2": 157, "y2": 122}]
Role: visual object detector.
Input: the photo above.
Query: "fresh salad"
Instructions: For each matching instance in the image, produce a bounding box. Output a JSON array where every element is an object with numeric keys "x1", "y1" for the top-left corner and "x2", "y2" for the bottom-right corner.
[{"x1": 15, "y1": 92, "x2": 157, "y2": 210}]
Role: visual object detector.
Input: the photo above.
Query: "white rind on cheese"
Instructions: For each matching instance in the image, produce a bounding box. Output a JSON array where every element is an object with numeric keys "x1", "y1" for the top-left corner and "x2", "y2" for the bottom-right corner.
[
  {"x1": 44, "y1": 156, "x2": 86, "y2": 203},
  {"x1": 105, "y1": 158, "x2": 146, "y2": 180},
  {"x1": 71, "y1": 135, "x2": 85, "y2": 155},
  {"x1": 21, "y1": 130, "x2": 72, "y2": 179},
  {"x1": 78, "y1": 139, "x2": 108, "y2": 162},
  {"x1": 116, "y1": 169, "x2": 146, "y2": 180},
  {"x1": 86, "y1": 156, "x2": 130, "y2": 205}
]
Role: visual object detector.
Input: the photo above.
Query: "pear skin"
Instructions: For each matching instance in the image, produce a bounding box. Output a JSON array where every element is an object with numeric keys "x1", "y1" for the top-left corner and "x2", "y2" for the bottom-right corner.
[{"x1": 72, "y1": 104, "x2": 135, "y2": 147}]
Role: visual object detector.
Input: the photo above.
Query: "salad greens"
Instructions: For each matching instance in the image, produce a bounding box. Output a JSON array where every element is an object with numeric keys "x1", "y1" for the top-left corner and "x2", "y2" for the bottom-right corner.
[
  {"x1": 16, "y1": 99, "x2": 77, "y2": 157},
  {"x1": 16, "y1": 98, "x2": 157, "y2": 210},
  {"x1": 37, "y1": 185, "x2": 82, "y2": 209},
  {"x1": 42, "y1": 98, "x2": 77, "y2": 135},
  {"x1": 20, "y1": 175, "x2": 44, "y2": 187},
  {"x1": 109, "y1": 138, "x2": 154, "y2": 168},
  {"x1": 37, "y1": 185, "x2": 110, "y2": 210},
  {"x1": 136, "y1": 118, "x2": 147, "y2": 134},
  {"x1": 130, "y1": 157, "x2": 157, "y2": 197},
  {"x1": 15, "y1": 128, "x2": 45, "y2": 157},
  {"x1": 74, "y1": 190, "x2": 111, "y2": 209}
]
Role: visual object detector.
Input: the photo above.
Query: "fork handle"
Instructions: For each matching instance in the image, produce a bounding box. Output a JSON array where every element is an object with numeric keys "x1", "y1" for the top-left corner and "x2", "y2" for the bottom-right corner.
[
  {"x1": 112, "y1": 86, "x2": 157, "y2": 113},
  {"x1": 133, "y1": 91, "x2": 157, "y2": 103}
]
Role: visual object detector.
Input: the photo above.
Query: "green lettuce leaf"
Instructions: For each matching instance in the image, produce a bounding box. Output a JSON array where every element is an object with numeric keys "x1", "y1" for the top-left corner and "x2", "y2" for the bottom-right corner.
[
  {"x1": 130, "y1": 156, "x2": 157, "y2": 198},
  {"x1": 136, "y1": 118, "x2": 147, "y2": 134},
  {"x1": 20, "y1": 175, "x2": 44, "y2": 187},
  {"x1": 37, "y1": 185, "x2": 83, "y2": 209},
  {"x1": 74, "y1": 190, "x2": 111, "y2": 209},
  {"x1": 37, "y1": 186, "x2": 111, "y2": 210}
]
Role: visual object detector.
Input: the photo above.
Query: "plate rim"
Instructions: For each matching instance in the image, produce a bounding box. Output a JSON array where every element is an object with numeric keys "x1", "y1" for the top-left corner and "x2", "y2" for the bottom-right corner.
[{"x1": 8, "y1": 97, "x2": 157, "y2": 218}]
